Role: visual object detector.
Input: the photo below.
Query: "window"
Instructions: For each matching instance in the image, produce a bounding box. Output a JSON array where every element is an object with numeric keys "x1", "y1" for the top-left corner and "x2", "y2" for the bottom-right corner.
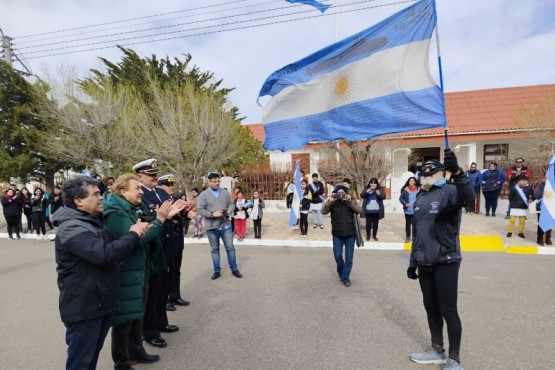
[{"x1": 483, "y1": 144, "x2": 509, "y2": 164}]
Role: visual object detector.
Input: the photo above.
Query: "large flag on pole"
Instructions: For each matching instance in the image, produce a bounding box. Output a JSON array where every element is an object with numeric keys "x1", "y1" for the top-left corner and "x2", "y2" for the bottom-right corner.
[
  {"x1": 539, "y1": 154, "x2": 555, "y2": 232},
  {"x1": 259, "y1": 0, "x2": 444, "y2": 151},
  {"x1": 289, "y1": 160, "x2": 302, "y2": 226},
  {"x1": 286, "y1": 0, "x2": 331, "y2": 13}
]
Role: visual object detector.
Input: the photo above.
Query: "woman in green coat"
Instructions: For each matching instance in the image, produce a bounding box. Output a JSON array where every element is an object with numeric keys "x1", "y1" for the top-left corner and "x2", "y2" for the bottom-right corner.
[{"x1": 103, "y1": 174, "x2": 184, "y2": 369}]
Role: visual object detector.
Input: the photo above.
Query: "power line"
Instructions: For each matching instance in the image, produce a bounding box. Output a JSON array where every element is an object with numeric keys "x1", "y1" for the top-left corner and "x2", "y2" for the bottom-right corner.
[
  {"x1": 24, "y1": 0, "x2": 413, "y2": 61},
  {"x1": 19, "y1": 1, "x2": 300, "y2": 52},
  {"x1": 15, "y1": 0, "x2": 251, "y2": 39},
  {"x1": 21, "y1": 0, "x2": 391, "y2": 57},
  {"x1": 16, "y1": 0, "x2": 284, "y2": 46}
]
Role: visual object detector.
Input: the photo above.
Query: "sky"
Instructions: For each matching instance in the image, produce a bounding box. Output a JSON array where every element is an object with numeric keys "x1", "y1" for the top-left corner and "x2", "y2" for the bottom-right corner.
[{"x1": 2, "y1": 0, "x2": 555, "y2": 124}]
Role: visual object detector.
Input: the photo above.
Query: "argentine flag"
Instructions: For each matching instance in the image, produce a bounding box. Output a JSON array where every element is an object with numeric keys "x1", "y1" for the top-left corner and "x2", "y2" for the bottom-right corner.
[
  {"x1": 286, "y1": 0, "x2": 331, "y2": 13},
  {"x1": 539, "y1": 154, "x2": 555, "y2": 232},
  {"x1": 289, "y1": 160, "x2": 302, "y2": 226},
  {"x1": 259, "y1": 0, "x2": 445, "y2": 151}
]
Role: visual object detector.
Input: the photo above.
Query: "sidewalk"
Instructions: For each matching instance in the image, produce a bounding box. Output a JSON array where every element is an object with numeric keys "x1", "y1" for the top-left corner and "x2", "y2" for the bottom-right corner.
[
  {"x1": 2, "y1": 209, "x2": 553, "y2": 255},
  {"x1": 182, "y1": 210, "x2": 555, "y2": 256}
]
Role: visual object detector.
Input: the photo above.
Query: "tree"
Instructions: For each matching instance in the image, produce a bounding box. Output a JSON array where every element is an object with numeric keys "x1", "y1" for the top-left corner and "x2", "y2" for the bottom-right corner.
[
  {"x1": 514, "y1": 87, "x2": 555, "y2": 180},
  {"x1": 0, "y1": 61, "x2": 66, "y2": 188},
  {"x1": 123, "y1": 76, "x2": 265, "y2": 186},
  {"x1": 36, "y1": 66, "x2": 133, "y2": 175},
  {"x1": 78, "y1": 47, "x2": 265, "y2": 183},
  {"x1": 316, "y1": 139, "x2": 390, "y2": 194}
]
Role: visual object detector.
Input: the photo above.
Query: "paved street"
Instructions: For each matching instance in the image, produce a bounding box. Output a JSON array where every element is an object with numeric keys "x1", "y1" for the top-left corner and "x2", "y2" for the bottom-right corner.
[{"x1": 1, "y1": 238, "x2": 554, "y2": 369}]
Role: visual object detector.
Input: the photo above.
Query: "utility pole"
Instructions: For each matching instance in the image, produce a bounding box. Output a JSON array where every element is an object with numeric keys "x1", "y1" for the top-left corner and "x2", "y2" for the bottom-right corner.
[
  {"x1": 1, "y1": 28, "x2": 13, "y2": 66},
  {"x1": 0, "y1": 28, "x2": 32, "y2": 75}
]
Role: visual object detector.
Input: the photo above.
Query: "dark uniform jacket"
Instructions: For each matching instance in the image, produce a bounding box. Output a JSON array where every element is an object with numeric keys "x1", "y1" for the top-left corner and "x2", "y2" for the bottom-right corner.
[
  {"x1": 156, "y1": 188, "x2": 179, "y2": 262},
  {"x1": 53, "y1": 206, "x2": 140, "y2": 323},
  {"x1": 410, "y1": 174, "x2": 475, "y2": 268}
]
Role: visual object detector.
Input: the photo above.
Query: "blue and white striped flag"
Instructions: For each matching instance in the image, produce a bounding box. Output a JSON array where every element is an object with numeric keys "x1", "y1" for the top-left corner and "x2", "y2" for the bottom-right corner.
[
  {"x1": 286, "y1": 0, "x2": 330, "y2": 13},
  {"x1": 539, "y1": 154, "x2": 555, "y2": 232},
  {"x1": 259, "y1": 0, "x2": 444, "y2": 151},
  {"x1": 289, "y1": 160, "x2": 302, "y2": 226}
]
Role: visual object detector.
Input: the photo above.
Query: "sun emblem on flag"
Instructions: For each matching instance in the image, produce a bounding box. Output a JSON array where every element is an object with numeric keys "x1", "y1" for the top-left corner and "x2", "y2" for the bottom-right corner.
[
  {"x1": 331, "y1": 69, "x2": 354, "y2": 105},
  {"x1": 545, "y1": 190, "x2": 552, "y2": 199}
]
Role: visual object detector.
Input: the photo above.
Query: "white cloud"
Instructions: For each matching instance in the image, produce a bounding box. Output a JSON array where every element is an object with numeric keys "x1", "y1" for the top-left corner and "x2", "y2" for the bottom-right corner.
[{"x1": 2, "y1": 0, "x2": 554, "y2": 123}]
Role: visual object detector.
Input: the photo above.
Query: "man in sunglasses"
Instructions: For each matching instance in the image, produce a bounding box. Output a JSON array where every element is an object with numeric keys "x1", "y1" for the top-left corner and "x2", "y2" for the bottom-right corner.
[
  {"x1": 505, "y1": 158, "x2": 533, "y2": 219},
  {"x1": 407, "y1": 149, "x2": 475, "y2": 370}
]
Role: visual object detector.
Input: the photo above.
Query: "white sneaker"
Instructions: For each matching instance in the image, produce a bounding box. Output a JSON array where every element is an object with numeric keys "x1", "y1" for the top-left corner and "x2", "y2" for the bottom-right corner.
[
  {"x1": 410, "y1": 347, "x2": 447, "y2": 364},
  {"x1": 443, "y1": 358, "x2": 463, "y2": 370}
]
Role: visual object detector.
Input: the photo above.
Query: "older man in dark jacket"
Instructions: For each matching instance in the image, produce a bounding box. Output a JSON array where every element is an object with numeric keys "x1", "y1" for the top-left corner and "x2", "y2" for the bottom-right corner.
[
  {"x1": 53, "y1": 177, "x2": 148, "y2": 370},
  {"x1": 407, "y1": 150, "x2": 475, "y2": 370},
  {"x1": 321, "y1": 184, "x2": 362, "y2": 287}
]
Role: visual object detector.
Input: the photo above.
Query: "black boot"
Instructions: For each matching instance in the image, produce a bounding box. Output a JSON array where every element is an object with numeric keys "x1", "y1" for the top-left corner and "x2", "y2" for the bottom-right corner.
[
  {"x1": 112, "y1": 322, "x2": 133, "y2": 369},
  {"x1": 128, "y1": 319, "x2": 159, "y2": 364}
]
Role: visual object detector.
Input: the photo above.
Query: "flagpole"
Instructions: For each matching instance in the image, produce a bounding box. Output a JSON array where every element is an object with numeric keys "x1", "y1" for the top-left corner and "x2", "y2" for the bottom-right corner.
[{"x1": 433, "y1": 0, "x2": 449, "y2": 150}]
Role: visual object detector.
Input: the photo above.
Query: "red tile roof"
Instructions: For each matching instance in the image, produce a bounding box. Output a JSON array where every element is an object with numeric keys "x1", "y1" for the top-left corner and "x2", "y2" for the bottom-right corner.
[{"x1": 244, "y1": 84, "x2": 555, "y2": 144}]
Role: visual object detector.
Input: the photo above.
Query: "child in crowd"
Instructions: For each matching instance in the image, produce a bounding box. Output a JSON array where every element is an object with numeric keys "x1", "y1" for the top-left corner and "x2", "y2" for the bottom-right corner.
[
  {"x1": 299, "y1": 180, "x2": 312, "y2": 237},
  {"x1": 250, "y1": 190, "x2": 265, "y2": 239},
  {"x1": 190, "y1": 188, "x2": 203, "y2": 239},
  {"x1": 399, "y1": 177, "x2": 420, "y2": 243},
  {"x1": 507, "y1": 174, "x2": 534, "y2": 238},
  {"x1": 233, "y1": 190, "x2": 250, "y2": 241}
]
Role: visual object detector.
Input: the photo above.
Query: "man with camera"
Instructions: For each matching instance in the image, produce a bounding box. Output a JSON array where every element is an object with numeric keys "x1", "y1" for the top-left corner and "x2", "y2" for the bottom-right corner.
[
  {"x1": 407, "y1": 149, "x2": 475, "y2": 370},
  {"x1": 320, "y1": 184, "x2": 362, "y2": 287},
  {"x1": 197, "y1": 171, "x2": 242, "y2": 280}
]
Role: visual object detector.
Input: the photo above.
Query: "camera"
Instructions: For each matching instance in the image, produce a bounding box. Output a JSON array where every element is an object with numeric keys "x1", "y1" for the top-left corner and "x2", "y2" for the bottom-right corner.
[
  {"x1": 333, "y1": 193, "x2": 347, "y2": 201},
  {"x1": 222, "y1": 209, "x2": 230, "y2": 219}
]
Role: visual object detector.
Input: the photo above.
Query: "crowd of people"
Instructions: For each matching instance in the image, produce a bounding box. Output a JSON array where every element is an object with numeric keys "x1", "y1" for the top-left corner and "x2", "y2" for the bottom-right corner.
[
  {"x1": 459, "y1": 157, "x2": 551, "y2": 246},
  {"x1": 2, "y1": 152, "x2": 554, "y2": 370}
]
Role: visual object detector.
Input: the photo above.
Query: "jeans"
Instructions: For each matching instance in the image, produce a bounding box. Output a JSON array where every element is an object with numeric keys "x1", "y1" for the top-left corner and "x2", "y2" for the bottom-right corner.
[
  {"x1": 64, "y1": 313, "x2": 114, "y2": 370},
  {"x1": 207, "y1": 227, "x2": 237, "y2": 272},
  {"x1": 312, "y1": 209, "x2": 323, "y2": 226},
  {"x1": 252, "y1": 218, "x2": 262, "y2": 237},
  {"x1": 299, "y1": 213, "x2": 309, "y2": 235},
  {"x1": 365, "y1": 213, "x2": 380, "y2": 238},
  {"x1": 418, "y1": 262, "x2": 462, "y2": 362},
  {"x1": 332, "y1": 235, "x2": 356, "y2": 283},
  {"x1": 32, "y1": 211, "x2": 46, "y2": 235},
  {"x1": 482, "y1": 190, "x2": 500, "y2": 214},
  {"x1": 404, "y1": 214, "x2": 414, "y2": 238}
]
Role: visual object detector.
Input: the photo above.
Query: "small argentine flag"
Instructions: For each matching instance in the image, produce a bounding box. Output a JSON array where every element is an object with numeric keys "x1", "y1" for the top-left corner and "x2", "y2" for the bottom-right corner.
[{"x1": 539, "y1": 154, "x2": 555, "y2": 232}]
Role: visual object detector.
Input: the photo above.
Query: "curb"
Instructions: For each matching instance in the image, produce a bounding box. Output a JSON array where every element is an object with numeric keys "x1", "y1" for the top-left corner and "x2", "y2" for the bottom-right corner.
[
  {"x1": 181, "y1": 235, "x2": 554, "y2": 256},
  {"x1": 2, "y1": 233, "x2": 552, "y2": 256}
]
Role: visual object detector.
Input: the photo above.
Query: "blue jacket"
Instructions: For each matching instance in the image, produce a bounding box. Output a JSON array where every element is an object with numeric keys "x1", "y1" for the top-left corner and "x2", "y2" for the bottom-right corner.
[
  {"x1": 399, "y1": 187, "x2": 419, "y2": 215},
  {"x1": 466, "y1": 169, "x2": 482, "y2": 191},
  {"x1": 481, "y1": 169, "x2": 505, "y2": 192}
]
